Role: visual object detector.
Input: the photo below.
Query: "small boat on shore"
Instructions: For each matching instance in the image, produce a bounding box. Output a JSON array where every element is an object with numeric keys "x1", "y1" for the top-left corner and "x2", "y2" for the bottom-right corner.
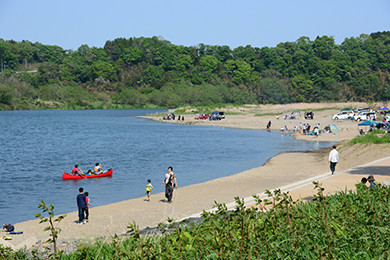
[{"x1": 62, "y1": 169, "x2": 113, "y2": 180}]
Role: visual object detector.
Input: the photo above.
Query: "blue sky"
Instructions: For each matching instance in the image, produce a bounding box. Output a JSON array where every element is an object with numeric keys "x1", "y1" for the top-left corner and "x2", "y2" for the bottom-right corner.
[{"x1": 1, "y1": 0, "x2": 389, "y2": 50}]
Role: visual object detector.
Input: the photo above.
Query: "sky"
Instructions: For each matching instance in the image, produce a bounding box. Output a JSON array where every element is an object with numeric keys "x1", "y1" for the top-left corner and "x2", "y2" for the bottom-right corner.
[{"x1": 1, "y1": 0, "x2": 389, "y2": 50}]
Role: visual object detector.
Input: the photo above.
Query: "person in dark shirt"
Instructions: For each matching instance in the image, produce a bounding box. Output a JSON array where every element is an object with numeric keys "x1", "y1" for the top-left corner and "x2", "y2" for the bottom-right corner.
[
  {"x1": 76, "y1": 187, "x2": 87, "y2": 224},
  {"x1": 163, "y1": 166, "x2": 177, "y2": 203}
]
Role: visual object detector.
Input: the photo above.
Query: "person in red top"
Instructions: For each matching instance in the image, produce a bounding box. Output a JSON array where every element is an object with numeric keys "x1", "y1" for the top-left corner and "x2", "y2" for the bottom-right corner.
[
  {"x1": 72, "y1": 165, "x2": 81, "y2": 176},
  {"x1": 84, "y1": 192, "x2": 91, "y2": 222}
]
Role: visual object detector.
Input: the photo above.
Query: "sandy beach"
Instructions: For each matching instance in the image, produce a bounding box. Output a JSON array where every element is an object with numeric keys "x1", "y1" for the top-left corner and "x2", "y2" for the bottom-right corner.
[{"x1": 2, "y1": 102, "x2": 390, "y2": 252}]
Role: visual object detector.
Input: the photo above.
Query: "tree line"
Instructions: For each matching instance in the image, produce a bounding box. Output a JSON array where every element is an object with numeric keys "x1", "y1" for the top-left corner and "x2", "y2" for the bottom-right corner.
[{"x1": 0, "y1": 31, "x2": 389, "y2": 109}]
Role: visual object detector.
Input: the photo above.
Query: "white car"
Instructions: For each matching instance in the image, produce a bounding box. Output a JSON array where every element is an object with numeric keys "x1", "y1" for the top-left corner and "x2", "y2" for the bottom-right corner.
[
  {"x1": 354, "y1": 111, "x2": 376, "y2": 121},
  {"x1": 332, "y1": 111, "x2": 353, "y2": 120}
]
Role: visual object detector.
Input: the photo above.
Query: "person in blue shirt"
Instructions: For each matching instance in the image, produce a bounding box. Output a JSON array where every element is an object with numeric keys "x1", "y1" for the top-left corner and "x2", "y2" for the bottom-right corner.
[
  {"x1": 367, "y1": 175, "x2": 377, "y2": 189},
  {"x1": 76, "y1": 187, "x2": 87, "y2": 224}
]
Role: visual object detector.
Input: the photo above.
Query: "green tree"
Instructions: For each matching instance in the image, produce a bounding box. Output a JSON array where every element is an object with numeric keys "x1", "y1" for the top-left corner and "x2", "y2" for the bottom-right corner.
[
  {"x1": 142, "y1": 65, "x2": 166, "y2": 89},
  {"x1": 121, "y1": 47, "x2": 145, "y2": 65},
  {"x1": 225, "y1": 60, "x2": 252, "y2": 84},
  {"x1": 313, "y1": 35, "x2": 336, "y2": 60},
  {"x1": 291, "y1": 75, "x2": 314, "y2": 102},
  {"x1": 257, "y1": 78, "x2": 290, "y2": 104},
  {"x1": 92, "y1": 61, "x2": 116, "y2": 81},
  {"x1": 198, "y1": 55, "x2": 219, "y2": 81}
]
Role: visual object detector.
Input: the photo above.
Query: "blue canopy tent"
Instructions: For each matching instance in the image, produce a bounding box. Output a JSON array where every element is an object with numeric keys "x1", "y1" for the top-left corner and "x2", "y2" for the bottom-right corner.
[{"x1": 379, "y1": 107, "x2": 390, "y2": 115}]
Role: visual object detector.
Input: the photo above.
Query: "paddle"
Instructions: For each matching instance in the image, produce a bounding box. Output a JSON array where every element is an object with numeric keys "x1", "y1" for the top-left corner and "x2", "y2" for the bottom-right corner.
[{"x1": 79, "y1": 168, "x2": 86, "y2": 178}]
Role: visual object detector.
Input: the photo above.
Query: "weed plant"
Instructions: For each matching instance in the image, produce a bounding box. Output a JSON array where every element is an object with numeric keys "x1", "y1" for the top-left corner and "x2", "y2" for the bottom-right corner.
[
  {"x1": 2, "y1": 183, "x2": 390, "y2": 259},
  {"x1": 349, "y1": 132, "x2": 390, "y2": 144}
]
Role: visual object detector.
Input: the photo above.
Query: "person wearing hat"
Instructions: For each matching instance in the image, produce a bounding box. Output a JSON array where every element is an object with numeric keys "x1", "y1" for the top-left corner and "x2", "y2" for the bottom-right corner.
[
  {"x1": 329, "y1": 145, "x2": 339, "y2": 175},
  {"x1": 367, "y1": 175, "x2": 377, "y2": 189},
  {"x1": 164, "y1": 166, "x2": 177, "y2": 203}
]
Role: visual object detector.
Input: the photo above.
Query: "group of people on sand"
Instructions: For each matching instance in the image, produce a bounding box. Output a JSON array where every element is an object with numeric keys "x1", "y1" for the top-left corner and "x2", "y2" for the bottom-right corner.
[
  {"x1": 72, "y1": 163, "x2": 103, "y2": 176},
  {"x1": 292, "y1": 122, "x2": 321, "y2": 136},
  {"x1": 76, "y1": 187, "x2": 91, "y2": 225},
  {"x1": 162, "y1": 113, "x2": 185, "y2": 123},
  {"x1": 74, "y1": 166, "x2": 177, "y2": 225},
  {"x1": 144, "y1": 166, "x2": 178, "y2": 203}
]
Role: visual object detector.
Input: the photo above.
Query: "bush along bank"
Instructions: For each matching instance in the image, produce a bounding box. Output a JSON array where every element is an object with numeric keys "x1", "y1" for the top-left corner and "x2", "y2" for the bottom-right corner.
[{"x1": 1, "y1": 183, "x2": 390, "y2": 259}]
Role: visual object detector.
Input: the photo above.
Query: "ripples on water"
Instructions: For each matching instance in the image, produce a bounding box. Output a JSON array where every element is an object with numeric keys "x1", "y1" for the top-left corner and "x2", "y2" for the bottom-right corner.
[{"x1": 0, "y1": 109, "x2": 335, "y2": 224}]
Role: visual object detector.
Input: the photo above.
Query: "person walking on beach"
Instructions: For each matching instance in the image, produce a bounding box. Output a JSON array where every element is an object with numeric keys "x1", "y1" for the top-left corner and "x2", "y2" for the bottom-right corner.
[
  {"x1": 84, "y1": 192, "x2": 91, "y2": 222},
  {"x1": 146, "y1": 179, "x2": 153, "y2": 201},
  {"x1": 77, "y1": 187, "x2": 87, "y2": 225},
  {"x1": 329, "y1": 145, "x2": 339, "y2": 175},
  {"x1": 163, "y1": 166, "x2": 177, "y2": 203}
]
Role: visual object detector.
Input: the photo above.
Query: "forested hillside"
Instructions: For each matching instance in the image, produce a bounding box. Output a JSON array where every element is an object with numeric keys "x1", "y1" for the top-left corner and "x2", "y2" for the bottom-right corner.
[{"x1": 0, "y1": 31, "x2": 389, "y2": 109}]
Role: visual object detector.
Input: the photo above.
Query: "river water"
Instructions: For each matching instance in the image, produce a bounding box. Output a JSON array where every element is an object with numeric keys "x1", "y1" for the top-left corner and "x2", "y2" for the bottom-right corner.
[{"x1": 0, "y1": 109, "x2": 334, "y2": 224}]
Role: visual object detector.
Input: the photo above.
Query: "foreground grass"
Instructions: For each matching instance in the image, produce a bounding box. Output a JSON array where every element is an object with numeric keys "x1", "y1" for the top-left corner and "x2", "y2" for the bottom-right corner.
[
  {"x1": 2, "y1": 183, "x2": 390, "y2": 259},
  {"x1": 349, "y1": 130, "x2": 390, "y2": 144}
]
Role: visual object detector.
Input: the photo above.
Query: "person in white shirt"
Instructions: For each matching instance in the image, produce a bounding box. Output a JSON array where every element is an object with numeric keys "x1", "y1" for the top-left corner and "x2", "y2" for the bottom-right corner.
[
  {"x1": 94, "y1": 163, "x2": 103, "y2": 174},
  {"x1": 329, "y1": 145, "x2": 339, "y2": 175}
]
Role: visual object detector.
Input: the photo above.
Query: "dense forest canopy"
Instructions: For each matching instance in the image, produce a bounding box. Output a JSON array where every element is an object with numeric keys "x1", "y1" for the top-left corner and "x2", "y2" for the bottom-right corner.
[{"x1": 0, "y1": 31, "x2": 389, "y2": 109}]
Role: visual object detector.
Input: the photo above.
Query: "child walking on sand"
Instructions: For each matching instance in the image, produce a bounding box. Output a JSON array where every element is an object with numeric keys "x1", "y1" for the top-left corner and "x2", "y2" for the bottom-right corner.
[{"x1": 146, "y1": 179, "x2": 153, "y2": 201}]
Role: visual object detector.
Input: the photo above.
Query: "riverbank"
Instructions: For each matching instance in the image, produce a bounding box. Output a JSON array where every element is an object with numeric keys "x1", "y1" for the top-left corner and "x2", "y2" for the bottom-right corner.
[
  {"x1": 143, "y1": 101, "x2": 389, "y2": 142},
  {"x1": 3, "y1": 102, "x2": 390, "y2": 253}
]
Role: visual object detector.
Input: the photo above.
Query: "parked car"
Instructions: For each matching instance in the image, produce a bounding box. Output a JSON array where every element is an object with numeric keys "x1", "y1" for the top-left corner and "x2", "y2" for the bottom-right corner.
[
  {"x1": 356, "y1": 108, "x2": 370, "y2": 113},
  {"x1": 210, "y1": 111, "x2": 225, "y2": 120},
  {"x1": 374, "y1": 122, "x2": 390, "y2": 130},
  {"x1": 354, "y1": 111, "x2": 376, "y2": 121},
  {"x1": 352, "y1": 108, "x2": 370, "y2": 118},
  {"x1": 195, "y1": 114, "x2": 209, "y2": 120},
  {"x1": 332, "y1": 111, "x2": 353, "y2": 120},
  {"x1": 304, "y1": 111, "x2": 314, "y2": 119}
]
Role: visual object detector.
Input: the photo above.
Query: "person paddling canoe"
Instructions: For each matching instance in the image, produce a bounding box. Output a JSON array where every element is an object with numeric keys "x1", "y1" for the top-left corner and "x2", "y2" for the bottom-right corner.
[
  {"x1": 72, "y1": 164, "x2": 83, "y2": 176},
  {"x1": 94, "y1": 163, "x2": 103, "y2": 174}
]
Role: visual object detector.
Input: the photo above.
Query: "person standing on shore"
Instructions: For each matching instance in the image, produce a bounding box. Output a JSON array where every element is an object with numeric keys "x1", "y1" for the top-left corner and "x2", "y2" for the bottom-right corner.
[
  {"x1": 164, "y1": 166, "x2": 177, "y2": 203},
  {"x1": 266, "y1": 121, "x2": 271, "y2": 130},
  {"x1": 77, "y1": 187, "x2": 87, "y2": 225},
  {"x1": 329, "y1": 145, "x2": 339, "y2": 175},
  {"x1": 84, "y1": 192, "x2": 91, "y2": 222}
]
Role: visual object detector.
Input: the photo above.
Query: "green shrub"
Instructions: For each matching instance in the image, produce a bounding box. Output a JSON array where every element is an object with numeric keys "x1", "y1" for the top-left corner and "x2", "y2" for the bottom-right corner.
[
  {"x1": 3, "y1": 184, "x2": 390, "y2": 259},
  {"x1": 66, "y1": 184, "x2": 390, "y2": 258},
  {"x1": 349, "y1": 132, "x2": 390, "y2": 144}
]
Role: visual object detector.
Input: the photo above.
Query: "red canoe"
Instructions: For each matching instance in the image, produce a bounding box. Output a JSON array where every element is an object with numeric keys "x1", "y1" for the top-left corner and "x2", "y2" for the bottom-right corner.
[{"x1": 62, "y1": 169, "x2": 113, "y2": 180}]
